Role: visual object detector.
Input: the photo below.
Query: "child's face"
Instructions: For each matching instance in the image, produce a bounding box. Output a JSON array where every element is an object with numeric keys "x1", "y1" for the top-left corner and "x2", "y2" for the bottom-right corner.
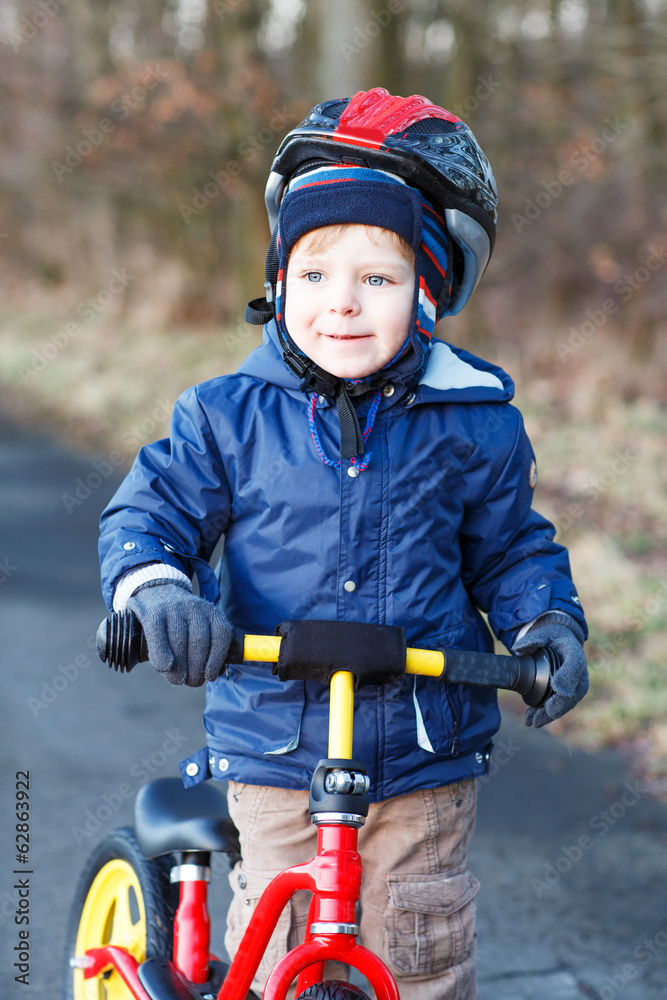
[{"x1": 284, "y1": 224, "x2": 414, "y2": 380}]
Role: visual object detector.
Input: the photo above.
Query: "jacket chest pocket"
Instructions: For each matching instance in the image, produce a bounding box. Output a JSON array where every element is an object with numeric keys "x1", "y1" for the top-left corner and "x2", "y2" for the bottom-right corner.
[{"x1": 204, "y1": 666, "x2": 305, "y2": 757}]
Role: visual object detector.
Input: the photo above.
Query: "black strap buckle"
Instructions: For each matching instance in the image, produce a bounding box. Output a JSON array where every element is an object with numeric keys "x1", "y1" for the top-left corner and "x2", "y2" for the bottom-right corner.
[
  {"x1": 283, "y1": 351, "x2": 340, "y2": 399},
  {"x1": 245, "y1": 297, "x2": 274, "y2": 326}
]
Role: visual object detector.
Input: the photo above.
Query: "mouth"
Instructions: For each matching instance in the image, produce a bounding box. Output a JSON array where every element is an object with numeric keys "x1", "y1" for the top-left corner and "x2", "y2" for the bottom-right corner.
[{"x1": 323, "y1": 333, "x2": 372, "y2": 341}]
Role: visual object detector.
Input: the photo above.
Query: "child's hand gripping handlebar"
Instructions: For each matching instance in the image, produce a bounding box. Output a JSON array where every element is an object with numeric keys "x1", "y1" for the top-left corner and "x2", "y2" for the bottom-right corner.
[{"x1": 96, "y1": 611, "x2": 555, "y2": 709}]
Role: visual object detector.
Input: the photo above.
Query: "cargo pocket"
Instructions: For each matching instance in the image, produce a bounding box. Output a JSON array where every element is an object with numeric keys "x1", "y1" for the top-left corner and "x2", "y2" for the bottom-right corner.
[{"x1": 385, "y1": 869, "x2": 479, "y2": 977}]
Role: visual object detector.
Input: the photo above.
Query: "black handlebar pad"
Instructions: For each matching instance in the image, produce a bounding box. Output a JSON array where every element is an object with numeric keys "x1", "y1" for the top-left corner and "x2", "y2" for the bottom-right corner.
[
  {"x1": 274, "y1": 619, "x2": 406, "y2": 691},
  {"x1": 97, "y1": 609, "x2": 148, "y2": 673}
]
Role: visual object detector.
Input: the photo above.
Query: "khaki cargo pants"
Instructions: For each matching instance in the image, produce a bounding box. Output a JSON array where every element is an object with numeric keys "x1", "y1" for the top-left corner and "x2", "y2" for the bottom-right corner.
[{"x1": 224, "y1": 779, "x2": 479, "y2": 1000}]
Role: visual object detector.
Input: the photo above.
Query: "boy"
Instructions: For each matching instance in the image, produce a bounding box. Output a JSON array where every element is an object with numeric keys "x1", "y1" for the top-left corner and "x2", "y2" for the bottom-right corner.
[{"x1": 99, "y1": 89, "x2": 588, "y2": 1000}]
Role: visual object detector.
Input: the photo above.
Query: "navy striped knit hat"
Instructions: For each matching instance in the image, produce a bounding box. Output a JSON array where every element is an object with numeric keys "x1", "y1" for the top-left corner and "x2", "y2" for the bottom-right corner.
[{"x1": 275, "y1": 163, "x2": 451, "y2": 392}]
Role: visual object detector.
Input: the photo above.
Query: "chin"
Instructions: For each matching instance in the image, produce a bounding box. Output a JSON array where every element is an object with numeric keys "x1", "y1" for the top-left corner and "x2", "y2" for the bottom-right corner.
[
  {"x1": 328, "y1": 363, "x2": 377, "y2": 379},
  {"x1": 321, "y1": 352, "x2": 379, "y2": 380}
]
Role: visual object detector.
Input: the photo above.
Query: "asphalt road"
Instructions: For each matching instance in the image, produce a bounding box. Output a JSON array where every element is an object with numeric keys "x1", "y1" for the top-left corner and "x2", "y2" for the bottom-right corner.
[{"x1": 1, "y1": 419, "x2": 666, "y2": 1000}]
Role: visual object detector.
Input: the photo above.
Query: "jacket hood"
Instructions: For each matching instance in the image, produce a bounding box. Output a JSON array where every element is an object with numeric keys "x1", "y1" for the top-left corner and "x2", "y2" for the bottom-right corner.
[{"x1": 237, "y1": 319, "x2": 515, "y2": 404}]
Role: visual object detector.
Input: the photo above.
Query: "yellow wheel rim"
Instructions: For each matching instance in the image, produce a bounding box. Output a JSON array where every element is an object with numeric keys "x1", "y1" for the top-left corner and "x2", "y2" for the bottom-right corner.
[{"x1": 73, "y1": 859, "x2": 147, "y2": 1000}]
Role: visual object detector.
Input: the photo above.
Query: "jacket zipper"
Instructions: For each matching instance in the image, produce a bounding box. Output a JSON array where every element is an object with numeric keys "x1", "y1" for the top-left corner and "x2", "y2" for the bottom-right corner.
[{"x1": 445, "y1": 683, "x2": 460, "y2": 756}]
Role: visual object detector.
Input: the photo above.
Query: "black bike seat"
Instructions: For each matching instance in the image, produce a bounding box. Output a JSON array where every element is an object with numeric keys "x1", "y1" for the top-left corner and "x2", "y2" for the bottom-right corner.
[{"x1": 134, "y1": 778, "x2": 240, "y2": 859}]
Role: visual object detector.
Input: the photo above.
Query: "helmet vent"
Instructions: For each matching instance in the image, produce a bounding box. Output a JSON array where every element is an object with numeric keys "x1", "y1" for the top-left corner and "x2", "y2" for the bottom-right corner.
[{"x1": 404, "y1": 118, "x2": 459, "y2": 135}]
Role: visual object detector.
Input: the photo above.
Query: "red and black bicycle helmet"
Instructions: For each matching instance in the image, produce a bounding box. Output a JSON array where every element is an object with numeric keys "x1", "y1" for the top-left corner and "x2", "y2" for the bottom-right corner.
[{"x1": 263, "y1": 87, "x2": 497, "y2": 317}]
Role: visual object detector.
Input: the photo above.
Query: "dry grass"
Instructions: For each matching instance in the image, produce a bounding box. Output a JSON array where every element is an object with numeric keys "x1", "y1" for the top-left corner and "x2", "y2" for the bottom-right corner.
[
  {"x1": 2, "y1": 295, "x2": 666, "y2": 787},
  {"x1": 515, "y1": 350, "x2": 667, "y2": 793},
  {"x1": 0, "y1": 285, "x2": 262, "y2": 452}
]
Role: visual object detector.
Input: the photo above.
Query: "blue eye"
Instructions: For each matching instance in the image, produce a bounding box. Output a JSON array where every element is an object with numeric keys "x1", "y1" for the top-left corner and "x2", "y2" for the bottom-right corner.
[
  {"x1": 306, "y1": 271, "x2": 322, "y2": 282},
  {"x1": 367, "y1": 275, "x2": 386, "y2": 286}
]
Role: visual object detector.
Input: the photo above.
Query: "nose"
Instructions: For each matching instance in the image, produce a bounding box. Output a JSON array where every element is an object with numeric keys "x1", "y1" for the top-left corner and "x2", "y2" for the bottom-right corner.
[{"x1": 328, "y1": 277, "x2": 360, "y2": 316}]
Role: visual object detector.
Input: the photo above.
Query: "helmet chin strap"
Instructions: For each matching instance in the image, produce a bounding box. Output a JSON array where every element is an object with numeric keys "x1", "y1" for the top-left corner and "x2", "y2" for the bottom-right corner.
[{"x1": 335, "y1": 383, "x2": 367, "y2": 459}]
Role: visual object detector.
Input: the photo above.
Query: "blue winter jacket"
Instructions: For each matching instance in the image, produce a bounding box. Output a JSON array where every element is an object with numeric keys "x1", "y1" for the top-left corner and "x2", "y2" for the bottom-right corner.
[{"x1": 99, "y1": 320, "x2": 586, "y2": 801}]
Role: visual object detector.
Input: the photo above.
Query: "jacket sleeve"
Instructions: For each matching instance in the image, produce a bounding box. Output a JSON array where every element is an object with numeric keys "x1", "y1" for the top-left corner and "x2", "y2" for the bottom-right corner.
[
  {"x1": 98, "y1": 385, "x2": 232, "y2": 611},
  {"x1": 458, "y1": 405, "x2": 587, "y2": 650}
]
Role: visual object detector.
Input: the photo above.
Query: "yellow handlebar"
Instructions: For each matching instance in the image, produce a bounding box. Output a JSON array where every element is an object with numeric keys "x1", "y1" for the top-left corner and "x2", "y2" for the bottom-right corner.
[
  {"x1": 242, "y1": 635, "x2": 445, "y2": 676},
  {"x1": 242, "y1": 635, "x2": 445, "y2": 759}
]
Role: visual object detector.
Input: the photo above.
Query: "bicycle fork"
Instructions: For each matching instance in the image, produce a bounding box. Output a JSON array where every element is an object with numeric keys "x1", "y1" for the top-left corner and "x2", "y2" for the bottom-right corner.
[{"x1": 79, "y1": 848, "x2": 217, "y2": 992}]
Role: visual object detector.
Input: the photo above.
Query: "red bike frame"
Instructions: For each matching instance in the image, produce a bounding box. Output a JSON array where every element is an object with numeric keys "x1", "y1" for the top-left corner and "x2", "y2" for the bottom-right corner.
[{"x1": 81, "y1": 819, "x2": 399, "y2": 1000}]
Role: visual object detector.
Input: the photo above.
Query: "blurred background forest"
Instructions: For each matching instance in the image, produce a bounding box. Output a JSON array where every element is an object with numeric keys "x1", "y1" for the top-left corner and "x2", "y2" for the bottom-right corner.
[{"x1": 0, "y1": 0, "x2": 666, "y2": 779}]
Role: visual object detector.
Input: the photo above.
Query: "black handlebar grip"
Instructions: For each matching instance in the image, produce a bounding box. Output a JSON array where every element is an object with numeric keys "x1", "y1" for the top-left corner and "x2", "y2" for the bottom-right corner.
[
  {"x1": 518, "y1": 647, "x2": 558, "y2": 707},
  {"x1": 97, "y1": 611, "x2": 247, "y2": 673},
  {"x1": 441, "y1": 649, "x2": 520, "y2": 689},
  {"x1": 441, "y1": 648, "x2": 556, "y2": 708},
  {"x1": 96, "y1": 611, "x2": 148, "y2": 672}
]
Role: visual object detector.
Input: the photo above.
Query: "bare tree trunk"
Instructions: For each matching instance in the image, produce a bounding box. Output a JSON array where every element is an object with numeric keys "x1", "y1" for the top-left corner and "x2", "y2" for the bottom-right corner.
[{"x1": 316, "y1": 0, "x2": 378, "y2": 100}]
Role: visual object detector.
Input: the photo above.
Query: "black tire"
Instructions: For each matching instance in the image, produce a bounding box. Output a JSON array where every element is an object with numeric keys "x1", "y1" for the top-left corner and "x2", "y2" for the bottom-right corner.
[
  {"x1": 63, "y1": 826, "x2": 178, "y2": 1000},
  {"x1": 297, "y1": 981, "x2": 371, "y2": 1000}
]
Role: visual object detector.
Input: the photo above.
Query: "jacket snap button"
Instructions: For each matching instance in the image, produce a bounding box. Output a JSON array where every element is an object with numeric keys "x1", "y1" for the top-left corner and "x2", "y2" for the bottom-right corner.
[
  {"x1": 343, "y1": 581, "x2": 356, "y2": 593},
  {"x1": 405, "y1": 393, "x2": 416, "y2": 406},
  {"x1": 237, "y1": 873, "x2": 247, "y2": 889},
  {"x1": 123, "y1": 541, "x2": 136, "y2": 550},
  {"x1": 347, "y1": 466, "x2": 360, "y2": 478},
  {"x1": 475, "y1": 752, "x2": 483, "y2": 764},
  {"x1": 382, "y1": 384, "x2": 395, "y2": 397},
  {"x1": 185, "y1": 762, "x2": 199, "y2": 777},
  {"x1": 218, "y1": 758, "x2": 229, "y2": 771}
]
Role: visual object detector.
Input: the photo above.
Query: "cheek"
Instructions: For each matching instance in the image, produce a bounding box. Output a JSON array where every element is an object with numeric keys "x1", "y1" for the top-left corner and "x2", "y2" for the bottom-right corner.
[
  {"x1": 399, "y1": 293, "x2": 414, "y2": 325},
  {"x1": 283, "y1": 284, "x2": 316, "y2": 346},
  {"x1": 283, "y1": 279, "x2": 301, "y2": 323},
  {"x1": 286, "y1": 297, "x2": 312, "y2": 320},
  {"x1": 385, "y1": 287, "x2": 414, "y2": 332},
  {"x1": 285, "y1": 277, "x2": 315, "y2": 313}
]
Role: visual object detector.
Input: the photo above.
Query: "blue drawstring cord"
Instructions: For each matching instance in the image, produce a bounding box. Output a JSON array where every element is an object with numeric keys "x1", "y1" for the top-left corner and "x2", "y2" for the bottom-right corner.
[
  {"x1": 308, "y1": 388, "x2": 383, "y2": 471},
  {"x1": 305, "y1": 337, "x2": 414, "y2": 471}
]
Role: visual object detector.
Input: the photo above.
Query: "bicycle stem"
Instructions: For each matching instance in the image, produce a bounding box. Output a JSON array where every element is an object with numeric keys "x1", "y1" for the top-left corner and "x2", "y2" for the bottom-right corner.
[{"x1": 329, "y1": 671, "x2": 355, "y2": 758}]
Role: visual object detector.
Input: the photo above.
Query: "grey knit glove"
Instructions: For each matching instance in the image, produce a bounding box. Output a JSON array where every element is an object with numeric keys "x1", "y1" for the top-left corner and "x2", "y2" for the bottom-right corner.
[
  {"x1": 126, "y1": 581, "x2": 233, "y2": 687},
  {"x1": 512, "y1": 612, "x2": 588, "y2": 729}
]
